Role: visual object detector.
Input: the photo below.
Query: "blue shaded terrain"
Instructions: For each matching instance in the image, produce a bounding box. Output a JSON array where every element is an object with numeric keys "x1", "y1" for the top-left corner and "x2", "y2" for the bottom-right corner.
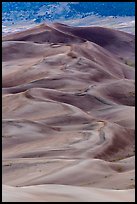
[{"x1": 2, "y1": 2, "x2": 135, "y2": 25}]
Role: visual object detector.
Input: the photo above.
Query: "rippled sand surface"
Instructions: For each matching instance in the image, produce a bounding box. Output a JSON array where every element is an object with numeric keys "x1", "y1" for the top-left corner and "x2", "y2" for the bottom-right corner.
[{"x1": 2, "y1": 23, "x2": 135, "y2": 202}]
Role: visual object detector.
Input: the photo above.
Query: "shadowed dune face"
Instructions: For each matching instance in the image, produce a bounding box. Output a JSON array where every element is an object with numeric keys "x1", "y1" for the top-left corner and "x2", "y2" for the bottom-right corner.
[{"x1": 2, "y1": 23, "x2": 135, "y2": 202}]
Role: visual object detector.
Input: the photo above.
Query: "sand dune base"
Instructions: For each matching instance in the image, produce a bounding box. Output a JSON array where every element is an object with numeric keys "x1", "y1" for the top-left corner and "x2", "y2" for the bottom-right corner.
[{"x1": 3, "y1": 185, "x2": 135, "y2": 202}]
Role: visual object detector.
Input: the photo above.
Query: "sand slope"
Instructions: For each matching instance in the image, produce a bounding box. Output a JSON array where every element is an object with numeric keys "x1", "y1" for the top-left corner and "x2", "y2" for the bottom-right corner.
[
  {"x1": 2, "y1": 23, "x2": 135, "y2": 202},
  {"x1": 3, "y1": 185, "x2": 135, "y2": 202}
]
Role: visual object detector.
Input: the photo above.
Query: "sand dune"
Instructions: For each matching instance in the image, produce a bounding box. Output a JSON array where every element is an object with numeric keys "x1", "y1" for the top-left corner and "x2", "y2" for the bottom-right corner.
[
  {"x1": 3, "y1": 185, "x2": 135, "y2": 202},
  {"x1": 2, "y1": 23, "x2": 135, "y2": 202}
]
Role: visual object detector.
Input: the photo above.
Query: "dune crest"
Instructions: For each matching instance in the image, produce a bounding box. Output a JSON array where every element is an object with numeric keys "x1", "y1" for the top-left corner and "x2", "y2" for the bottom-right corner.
[{"x1": 2, "y1": 23, "x2": 135, "y2": 202}]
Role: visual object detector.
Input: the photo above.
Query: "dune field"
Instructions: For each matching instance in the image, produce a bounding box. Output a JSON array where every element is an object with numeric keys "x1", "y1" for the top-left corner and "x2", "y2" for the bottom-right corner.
[{"x1": 2, "y1": 23, "x2": 135, "y2": 202}]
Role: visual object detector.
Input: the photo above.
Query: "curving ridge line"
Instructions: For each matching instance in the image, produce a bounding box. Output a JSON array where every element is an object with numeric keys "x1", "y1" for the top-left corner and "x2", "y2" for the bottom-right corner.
[{"x1": 2, "y1": 22, "x2": 135, "y2": 202}]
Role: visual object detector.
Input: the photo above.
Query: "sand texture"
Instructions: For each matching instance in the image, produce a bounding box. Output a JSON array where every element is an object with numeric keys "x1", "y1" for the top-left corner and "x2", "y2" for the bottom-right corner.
[{"x1": 2, "y1": 23, "x2": 135, "y2": 202}]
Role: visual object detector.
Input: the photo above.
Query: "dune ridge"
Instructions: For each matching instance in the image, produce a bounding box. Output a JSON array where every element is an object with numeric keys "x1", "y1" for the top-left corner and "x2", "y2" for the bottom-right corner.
[{"x1": 2, "y1": 23, "x2": 135, "y2": 202}]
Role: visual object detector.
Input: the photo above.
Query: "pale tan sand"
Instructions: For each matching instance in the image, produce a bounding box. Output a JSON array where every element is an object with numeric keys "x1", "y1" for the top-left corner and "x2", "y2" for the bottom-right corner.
[
  {"x1": 2, "y1": 23, "x2": 135, "y2": 202},
  {"x1": 3, "y1": 185, "x2": 135, "y2": 202}
]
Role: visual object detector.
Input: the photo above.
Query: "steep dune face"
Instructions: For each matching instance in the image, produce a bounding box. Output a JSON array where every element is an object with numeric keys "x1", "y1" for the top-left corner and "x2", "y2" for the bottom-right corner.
[{"x1": 2, "y1": 23, "x2": 135, "y2": 202}]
